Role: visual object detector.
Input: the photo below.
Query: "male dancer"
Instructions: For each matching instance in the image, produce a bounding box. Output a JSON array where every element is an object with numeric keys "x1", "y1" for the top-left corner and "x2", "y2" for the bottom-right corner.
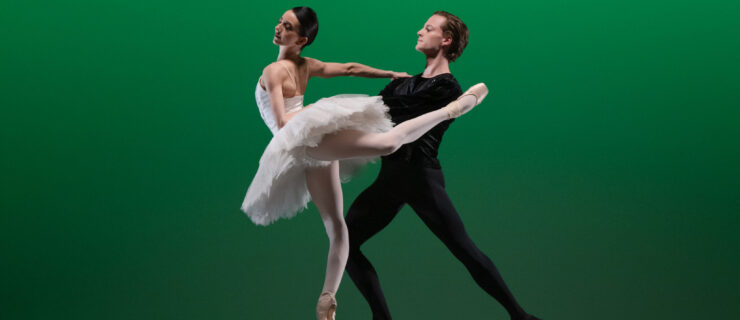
[{"x1": 345, "y1": 11, "x2": 540, "y2": 320}]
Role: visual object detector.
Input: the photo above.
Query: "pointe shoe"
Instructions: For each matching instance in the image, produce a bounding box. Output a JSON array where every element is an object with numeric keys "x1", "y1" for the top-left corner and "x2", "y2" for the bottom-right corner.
[
  {"x1": 316, "y1": 291, "x2": 337, "y2": 320},
  {"x1": 443, "y1": 83, "x2": 489, "y2": 119}
]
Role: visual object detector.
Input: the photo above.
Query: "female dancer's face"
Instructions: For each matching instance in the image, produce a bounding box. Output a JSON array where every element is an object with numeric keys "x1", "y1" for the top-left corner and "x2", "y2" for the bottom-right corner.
[
  {"x1": 416, "y1": 15, "x2": 451, "y2": 55},
  {"x1": 273, "y1": 10, "x2": 305, "y2": 48}
]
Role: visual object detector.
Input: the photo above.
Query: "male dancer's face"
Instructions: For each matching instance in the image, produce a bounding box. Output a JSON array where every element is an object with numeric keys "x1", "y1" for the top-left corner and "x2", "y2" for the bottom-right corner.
[{"x1": 415, "y1": 15, "x2": 451, "y2": 56}]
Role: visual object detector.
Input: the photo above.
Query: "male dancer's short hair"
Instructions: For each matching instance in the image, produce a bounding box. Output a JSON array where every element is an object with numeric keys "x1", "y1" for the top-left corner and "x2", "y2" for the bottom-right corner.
[{"x1": 433, "y1": 11, "x2": 469, "y2": 62}]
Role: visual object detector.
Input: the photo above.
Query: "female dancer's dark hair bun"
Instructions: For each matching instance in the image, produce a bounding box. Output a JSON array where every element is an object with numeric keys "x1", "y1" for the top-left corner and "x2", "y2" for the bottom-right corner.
[{"x1": 291, "y1": 7, "x2": 319, "y2": 48}]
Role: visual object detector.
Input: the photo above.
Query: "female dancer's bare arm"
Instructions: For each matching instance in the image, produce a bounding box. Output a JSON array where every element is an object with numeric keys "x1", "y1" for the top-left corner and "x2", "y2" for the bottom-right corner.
[
  {"x1": 262, "y1": 64, "x2": 297, "y2": 129},
  {"x1": 306, "y1": 57, "x2": 409, "y2": 79}
]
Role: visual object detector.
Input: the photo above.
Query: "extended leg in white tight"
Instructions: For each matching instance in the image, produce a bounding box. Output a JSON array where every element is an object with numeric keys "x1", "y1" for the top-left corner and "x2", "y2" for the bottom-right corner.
[{"x1": 306, "y1": 94, "x2": 478, "y2": 161}]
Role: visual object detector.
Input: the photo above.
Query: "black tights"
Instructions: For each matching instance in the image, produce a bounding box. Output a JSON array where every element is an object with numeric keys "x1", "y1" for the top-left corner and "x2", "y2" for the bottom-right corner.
[{"x1": 345, "y1": 162, "x2": 529, "y2": 320}]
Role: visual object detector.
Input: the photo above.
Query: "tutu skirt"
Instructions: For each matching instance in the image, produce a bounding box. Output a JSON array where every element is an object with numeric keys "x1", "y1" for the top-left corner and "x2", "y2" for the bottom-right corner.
[{"x1": 242, "y1": 94, "x2": 393, "y2": 225}]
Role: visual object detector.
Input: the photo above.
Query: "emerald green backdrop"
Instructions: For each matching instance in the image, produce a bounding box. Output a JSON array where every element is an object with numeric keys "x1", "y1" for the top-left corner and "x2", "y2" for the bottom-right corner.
[{"x1": 2, "y1": 0, "x2": 739, "y2": 319}]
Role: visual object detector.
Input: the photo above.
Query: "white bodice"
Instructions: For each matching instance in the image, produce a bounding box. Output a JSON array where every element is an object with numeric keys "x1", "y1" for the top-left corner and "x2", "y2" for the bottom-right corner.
[{"x1": 255, "y1": 81, "x2": 304, "y2": 134}]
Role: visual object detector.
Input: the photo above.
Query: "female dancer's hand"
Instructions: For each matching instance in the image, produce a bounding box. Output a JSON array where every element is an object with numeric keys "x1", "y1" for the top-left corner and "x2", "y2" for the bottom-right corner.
[{"x1": 391, "y1": 72, "x2": 411, "y2": 80}]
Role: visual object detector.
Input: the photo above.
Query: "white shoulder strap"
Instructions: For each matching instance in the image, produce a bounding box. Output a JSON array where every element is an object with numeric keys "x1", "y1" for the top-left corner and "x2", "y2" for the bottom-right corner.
[{"x1": 277, "y1": 61, "x2": 298, "y2": 89}]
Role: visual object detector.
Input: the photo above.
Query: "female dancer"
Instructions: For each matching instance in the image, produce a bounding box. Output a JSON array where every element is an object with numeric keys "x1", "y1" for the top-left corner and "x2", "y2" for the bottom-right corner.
[{"x1": 242, "y1": 7, "x2": 488, "y2": 320}]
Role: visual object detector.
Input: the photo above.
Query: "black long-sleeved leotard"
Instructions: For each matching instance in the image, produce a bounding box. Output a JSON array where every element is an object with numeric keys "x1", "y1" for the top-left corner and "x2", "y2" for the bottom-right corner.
[{"x1": 379, "y1": 73, "x2": 463, "y2": 168}]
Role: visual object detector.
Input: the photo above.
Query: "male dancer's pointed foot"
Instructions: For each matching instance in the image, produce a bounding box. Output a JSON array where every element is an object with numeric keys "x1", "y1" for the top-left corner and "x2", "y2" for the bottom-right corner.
[
  {"x1": 443, "y1": 83, "x2": 489, "y2": 119},
  {"x1": 316, "y1": 291, "x2": 337, "y2": 320}
]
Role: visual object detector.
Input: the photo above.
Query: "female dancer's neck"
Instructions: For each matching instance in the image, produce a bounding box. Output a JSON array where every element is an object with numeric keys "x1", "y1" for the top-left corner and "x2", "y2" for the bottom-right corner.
[
  {"x1": 422, "y1": 53, "x2": 450, "y2": 78},
  {"x1": 277, "y1": 46, "x2": 302, "y2": 62}
]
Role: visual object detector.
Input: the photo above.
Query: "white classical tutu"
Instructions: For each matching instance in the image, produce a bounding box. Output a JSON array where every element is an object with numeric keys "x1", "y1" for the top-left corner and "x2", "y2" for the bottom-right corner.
[{"x1": 242, "y1": 94, "x2": 393, "y2": 226}]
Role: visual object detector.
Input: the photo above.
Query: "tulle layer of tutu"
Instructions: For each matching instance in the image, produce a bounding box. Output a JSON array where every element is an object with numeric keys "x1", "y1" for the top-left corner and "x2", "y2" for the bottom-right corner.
[{"x1": 242, "y1": 94, "x2": 393, "y2": 226}]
